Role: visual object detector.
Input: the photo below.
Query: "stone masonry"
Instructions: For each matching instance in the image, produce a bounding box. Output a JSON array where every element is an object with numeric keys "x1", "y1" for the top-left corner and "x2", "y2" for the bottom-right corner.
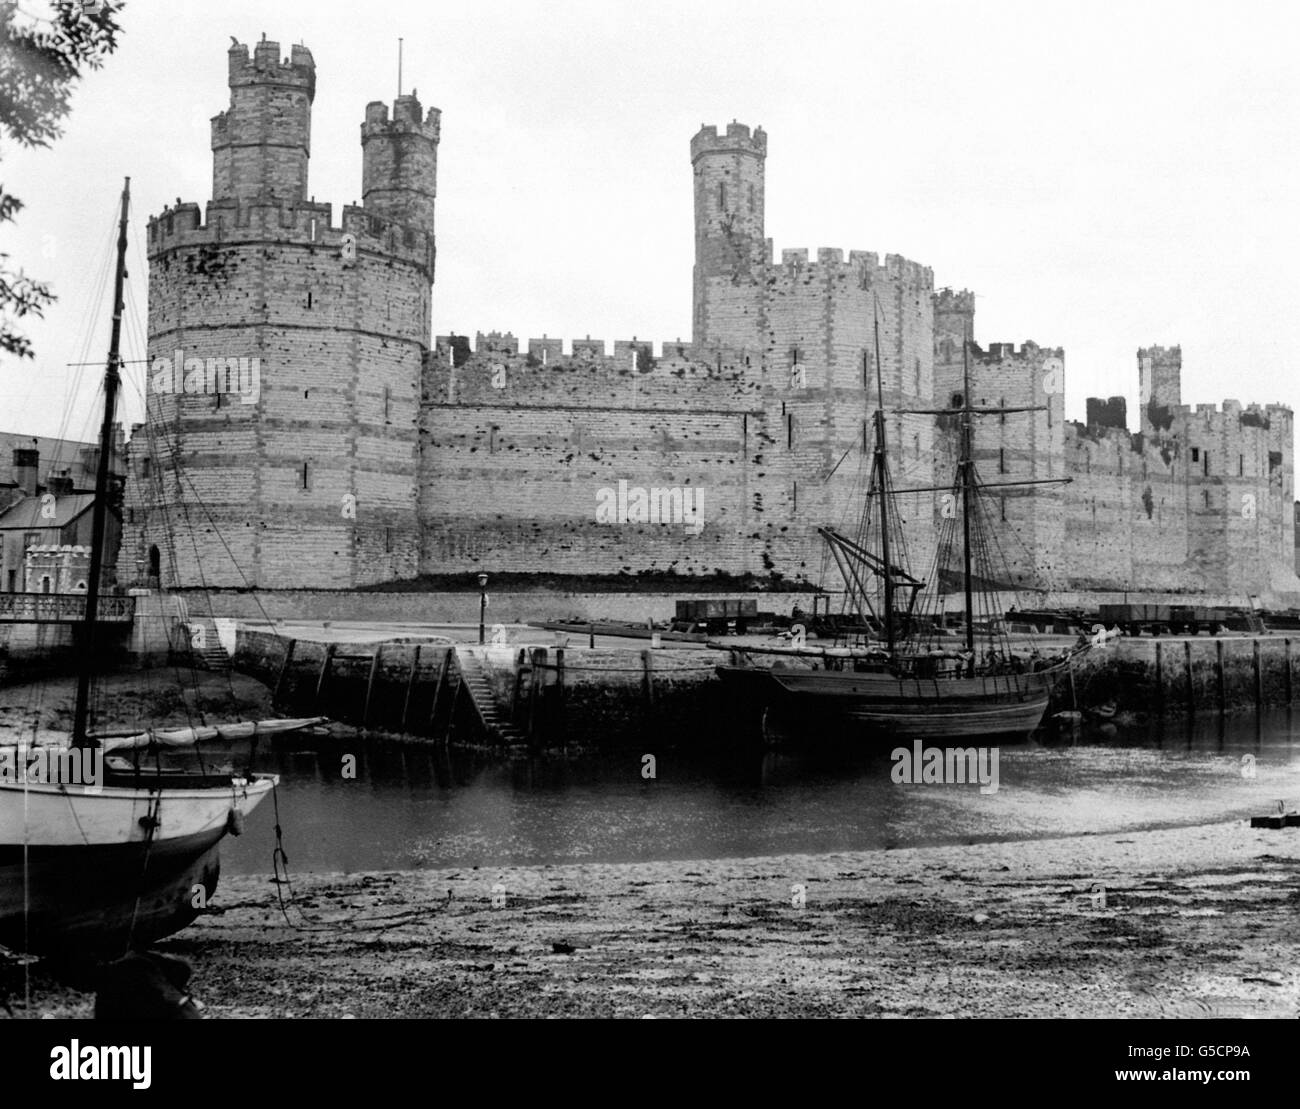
[{"x1": 125, "y1": 39, "x2": 1299, "y2": 601}]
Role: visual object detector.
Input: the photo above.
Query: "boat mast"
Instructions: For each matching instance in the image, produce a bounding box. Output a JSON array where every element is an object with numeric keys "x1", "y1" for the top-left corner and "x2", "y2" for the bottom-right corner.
[
  {"x1": 72, "y1": 177, "x2": 130, "y2": 748},
  {"x1": 960, "y1": 325, "x2": 976, "y2": 676},
  {"x1": 871, "y1": 304, "x2": 894, "y2": 655}
]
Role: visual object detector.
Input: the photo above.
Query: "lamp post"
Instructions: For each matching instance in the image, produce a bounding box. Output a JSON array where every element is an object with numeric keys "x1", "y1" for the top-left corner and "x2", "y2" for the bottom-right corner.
[{"x1": 477, "y1": 572, "x2": 489, "y2": 644}]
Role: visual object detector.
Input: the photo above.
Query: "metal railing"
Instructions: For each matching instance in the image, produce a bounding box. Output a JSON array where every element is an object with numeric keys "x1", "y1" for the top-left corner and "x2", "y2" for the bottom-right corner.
[{"x1": 0, "y1": 592, "x2": 135, "y2": 623}]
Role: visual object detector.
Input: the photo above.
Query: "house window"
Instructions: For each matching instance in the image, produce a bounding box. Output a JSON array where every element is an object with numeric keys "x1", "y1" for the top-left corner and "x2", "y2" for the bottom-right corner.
[
  {"x1": 141, "y1": 456, "x2": 151, "y2": 478},
  {"x1": 22, "y1": 531, "x2": 39, "y2": 550},
  {"x1": 951, "y1": 393, "x2": 963, "y2": 409},
  {"x1": 1191, "y1": 447, "x2": 1199, "y2": 462},
  {"x1": 41, "y1": 576, "x2": 51, "y2": 594}
]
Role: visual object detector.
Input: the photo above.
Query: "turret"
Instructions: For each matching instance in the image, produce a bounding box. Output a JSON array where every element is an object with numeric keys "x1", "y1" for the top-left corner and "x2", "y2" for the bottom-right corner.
[
  {"x1": 690, "y1": 121, "x2": 767, "y2": 348},
  {"x1": 1139, "y1": 345, "x2": 1181, "y2": 437},
  {"x1": 211, "y1": 36, "x2": 315, "y2": 203},
  {"x1": 361, "y1": 94, "x2": 440, "y2": 237}
]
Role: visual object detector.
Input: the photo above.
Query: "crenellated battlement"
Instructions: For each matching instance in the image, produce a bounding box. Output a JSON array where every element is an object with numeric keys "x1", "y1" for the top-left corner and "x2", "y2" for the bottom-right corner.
[
  {"x1": 431, "y1": 332, "x2": 757, "y2": 367},
  {"x1": 768, "y1": 248, "x2": 933, "y2": 289},
  {"x1": 974, "y1": 340, "x2": 1065, "y2": 361},
  {"x1": 934, "y1": 287, "x2": 976, "y2": 313},
  {"x1": 146, "y1": 198, "x2": 434, "y2": 272},
  {"x1": 362, "y1": 95, "x2": 441, "y2": 140},
  {"x1": 690, "y1": 121, "x2": 767, "y2": 161},
  {"x1": 225, "y1": 37, "x2": 315, "y2": 96}
]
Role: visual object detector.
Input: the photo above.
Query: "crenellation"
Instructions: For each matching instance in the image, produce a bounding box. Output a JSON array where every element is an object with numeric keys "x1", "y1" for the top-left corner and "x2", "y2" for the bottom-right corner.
[{"x1": 127, "y1": 50, "x2": 1298, "y2": 599}]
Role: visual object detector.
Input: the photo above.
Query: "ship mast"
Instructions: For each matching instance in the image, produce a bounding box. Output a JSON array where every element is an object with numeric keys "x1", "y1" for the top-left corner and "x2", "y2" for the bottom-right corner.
[
  {"x1": 871, "y1": 306, "x2": 895, "y2": 654},
  {"x1": 960, "y1": 328, "x2": 976, "y2": 676},
  {"x1": 72, "y1": 177, "x2": 130, "y2": 748}
]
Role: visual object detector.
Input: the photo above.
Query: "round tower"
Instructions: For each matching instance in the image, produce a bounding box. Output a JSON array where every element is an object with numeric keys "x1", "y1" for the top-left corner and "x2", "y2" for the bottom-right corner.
[
  {"x1": 361, "y1": 94, "x2": 440, "y2": 237},
  {"x1": 129, "y1": 39, "x2": 436, "y2": 591},
  {"x1": 211, "y1": 37, "x2": 315, "y2": 202},
  {"x1": 690, "y1": 121, "x2": 767, "y2": 350}
]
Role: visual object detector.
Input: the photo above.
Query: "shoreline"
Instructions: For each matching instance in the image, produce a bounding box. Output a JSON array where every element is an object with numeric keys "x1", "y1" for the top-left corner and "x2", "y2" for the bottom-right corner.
[{"x1": 9, "y1": 820, "x2": 1299, "y2": 1019}]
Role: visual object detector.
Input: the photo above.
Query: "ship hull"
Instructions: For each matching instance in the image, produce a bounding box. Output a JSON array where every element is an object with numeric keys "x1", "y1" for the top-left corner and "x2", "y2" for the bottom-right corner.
[
  {"x1": 0, "y1": 774, "x2": 275, "y2": 955},
  {"x1": 716, "y1": 665, "x2": 1056, "y2": 741}
]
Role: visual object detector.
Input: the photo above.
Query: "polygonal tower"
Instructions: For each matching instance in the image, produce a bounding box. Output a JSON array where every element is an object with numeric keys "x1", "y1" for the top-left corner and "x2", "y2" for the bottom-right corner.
[
  {"x1": 1138, "y1": 345, "x2": 1181, "y2": 438},
  {"x1": 126, "y1": 37, "x2": 438, "y2": 589},
  {"x1": 690, "y1": 121, "x2": 767, "y2": 352}
]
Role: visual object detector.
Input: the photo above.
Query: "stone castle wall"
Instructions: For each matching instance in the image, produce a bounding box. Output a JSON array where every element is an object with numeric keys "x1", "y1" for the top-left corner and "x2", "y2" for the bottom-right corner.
[{"x1": 127, "y1": 43, "x2": 1299, "y2": 602}]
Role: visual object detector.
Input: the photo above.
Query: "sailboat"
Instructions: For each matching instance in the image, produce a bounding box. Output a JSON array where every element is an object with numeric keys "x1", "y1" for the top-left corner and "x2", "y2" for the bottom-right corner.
[
  {"x1": 715, "y1": 309, "x2": 1084, "y2": 740},
  {"x1": 0, "y1": 180, "x2": 324, "y2": 956}
]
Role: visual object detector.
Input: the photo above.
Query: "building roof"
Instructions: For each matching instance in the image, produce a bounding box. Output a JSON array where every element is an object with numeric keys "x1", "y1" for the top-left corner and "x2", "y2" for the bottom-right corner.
[{"x1": 0, "y1": 493, "x2": 96, "y2": 531}]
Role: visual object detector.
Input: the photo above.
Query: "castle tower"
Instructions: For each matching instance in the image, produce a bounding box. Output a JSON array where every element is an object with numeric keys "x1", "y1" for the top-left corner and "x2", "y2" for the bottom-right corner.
[
  {"x1": 362, "y1": 94, "x2": 441, "y2": 236},
  {"x1": 211, "y1": 37, "x2": 315, "y2": 202},
  {"x1": 932, "y1": 288, "x2": 976, "y2": 403},
  {"x1": 1139, "y1": 345, "x2": 1181, "y2": 437},
  {"x1": 690, "y1": 122, "x2": 767, "y2": 351},
  {"x1": 127, "y1": 38, "x2": 437, "y2": 590}
]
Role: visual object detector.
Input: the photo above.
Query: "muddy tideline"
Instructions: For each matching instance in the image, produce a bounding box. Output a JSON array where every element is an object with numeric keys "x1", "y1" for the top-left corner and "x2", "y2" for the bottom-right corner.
[{"x1": 9, "y1": 821, "x2": 1298, "y2": 1019}]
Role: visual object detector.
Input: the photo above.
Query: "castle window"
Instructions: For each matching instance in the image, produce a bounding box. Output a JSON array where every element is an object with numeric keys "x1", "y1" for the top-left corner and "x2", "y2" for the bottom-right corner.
[
  {"x1": 999, "y1": 448, "x2": 1006, "y2": 474},
  {"x1": 787, "y1": 413, "x2": 794, "y2": 449},
  {"x1": 1000, "y1": 397, "x2": 1006, "y2": 426},
  {"x1": 1239, "y1": 454, "x2": 1244, "y2": 476},
  {"x1": 306, "y1": 290, "x2": 313, "y2": 309},
  {"x1": 1204, "y1": 489, "x2": 1210, "y2": 508},
  {"x1": 384, "y1": 527, "x2": 393, "y2": 554},
  {"x1": 748, "y1": 184, "x2": 755, "y2": 212},
  {"x1": 309, "y1": 218, "x2": 317, "y2": 240},
  {"x1": 951, "y1": 393, "x2": 963, "y2": 409},
  {"x1": 1204, "y1": 454, "x2": 1209, "y2": 476},
  {"x1": 718, "y1": 182, "x2": 726, "y2": 211},
  {"x1": 1191, "y1": 447, "x2": 1199, "y2": 462},
  {"x1": 141, "y1": 457, "x2": 150, "y2": 478},
  {"x1": 383, "y1": 385, "x2": 391, "y2": 423},
  {"x1": 915, "y1": 358, "x2": 922, "y2": 395},
  {"x1": 792, "y1": 481, "x2": 797, "y2": 511},
  {"x1": 1000, "y1": 496, "x2": 1006, "y2": 522},
  {"x1": 214, "y1": 388, "x2": 223, "y2": 409},
  {"x1": 301, "y1": 463, "x2": 310, "y2": 491}
]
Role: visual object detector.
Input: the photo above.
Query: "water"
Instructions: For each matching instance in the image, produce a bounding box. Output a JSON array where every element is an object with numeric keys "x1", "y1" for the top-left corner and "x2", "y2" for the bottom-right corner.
[{"x1": 222, "y1": 710, "x2": 1300, "y2": 876}]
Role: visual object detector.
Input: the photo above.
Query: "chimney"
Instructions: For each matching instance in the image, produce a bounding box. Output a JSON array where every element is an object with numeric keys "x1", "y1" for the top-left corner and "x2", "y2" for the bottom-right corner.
[{"x1": 12, "y1": 447, "x2": 38, "y2": 497}]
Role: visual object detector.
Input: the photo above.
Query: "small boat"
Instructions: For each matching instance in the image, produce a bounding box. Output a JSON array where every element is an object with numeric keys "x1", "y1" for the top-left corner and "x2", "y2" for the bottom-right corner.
[
  {"x1": 715, "y1": 307, "x2": 1082, "y2": 741},
  {"x1": 0, "y1": 180, "x2": 326, "y2": 957}
]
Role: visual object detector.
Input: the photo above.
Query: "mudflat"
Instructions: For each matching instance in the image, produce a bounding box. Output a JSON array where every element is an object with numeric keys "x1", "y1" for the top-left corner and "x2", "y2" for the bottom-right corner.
[{"x1": 10, "y1": 821, "x2": 1298, "y2": 1018}]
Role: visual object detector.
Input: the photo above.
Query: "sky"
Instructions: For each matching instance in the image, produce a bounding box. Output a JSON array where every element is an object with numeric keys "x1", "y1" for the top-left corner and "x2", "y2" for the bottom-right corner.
[{"x1": 2, "y1": 0, "x2": 1297, "y2": 445}]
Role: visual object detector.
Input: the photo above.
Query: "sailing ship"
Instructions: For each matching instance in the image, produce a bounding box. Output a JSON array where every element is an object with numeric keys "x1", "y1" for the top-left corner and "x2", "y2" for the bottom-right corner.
[
  {"x1": 0, "y1": 180, "x2": 324, "y2": 956},
  {"x1": 716, "y1": 308, "x2": 1083, "y2": 740}
]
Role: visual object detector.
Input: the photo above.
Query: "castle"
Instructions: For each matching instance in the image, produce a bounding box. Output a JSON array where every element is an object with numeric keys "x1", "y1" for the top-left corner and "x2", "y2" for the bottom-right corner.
[{"x1": 123, "y1": 38, "x2": 1300, "y2": 602}]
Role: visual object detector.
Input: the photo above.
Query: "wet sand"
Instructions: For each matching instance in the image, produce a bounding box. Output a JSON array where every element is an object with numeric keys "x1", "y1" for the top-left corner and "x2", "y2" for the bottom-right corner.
[{"x1": 9, "y1": 821, "x2": 1299, "y2": 1019}]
